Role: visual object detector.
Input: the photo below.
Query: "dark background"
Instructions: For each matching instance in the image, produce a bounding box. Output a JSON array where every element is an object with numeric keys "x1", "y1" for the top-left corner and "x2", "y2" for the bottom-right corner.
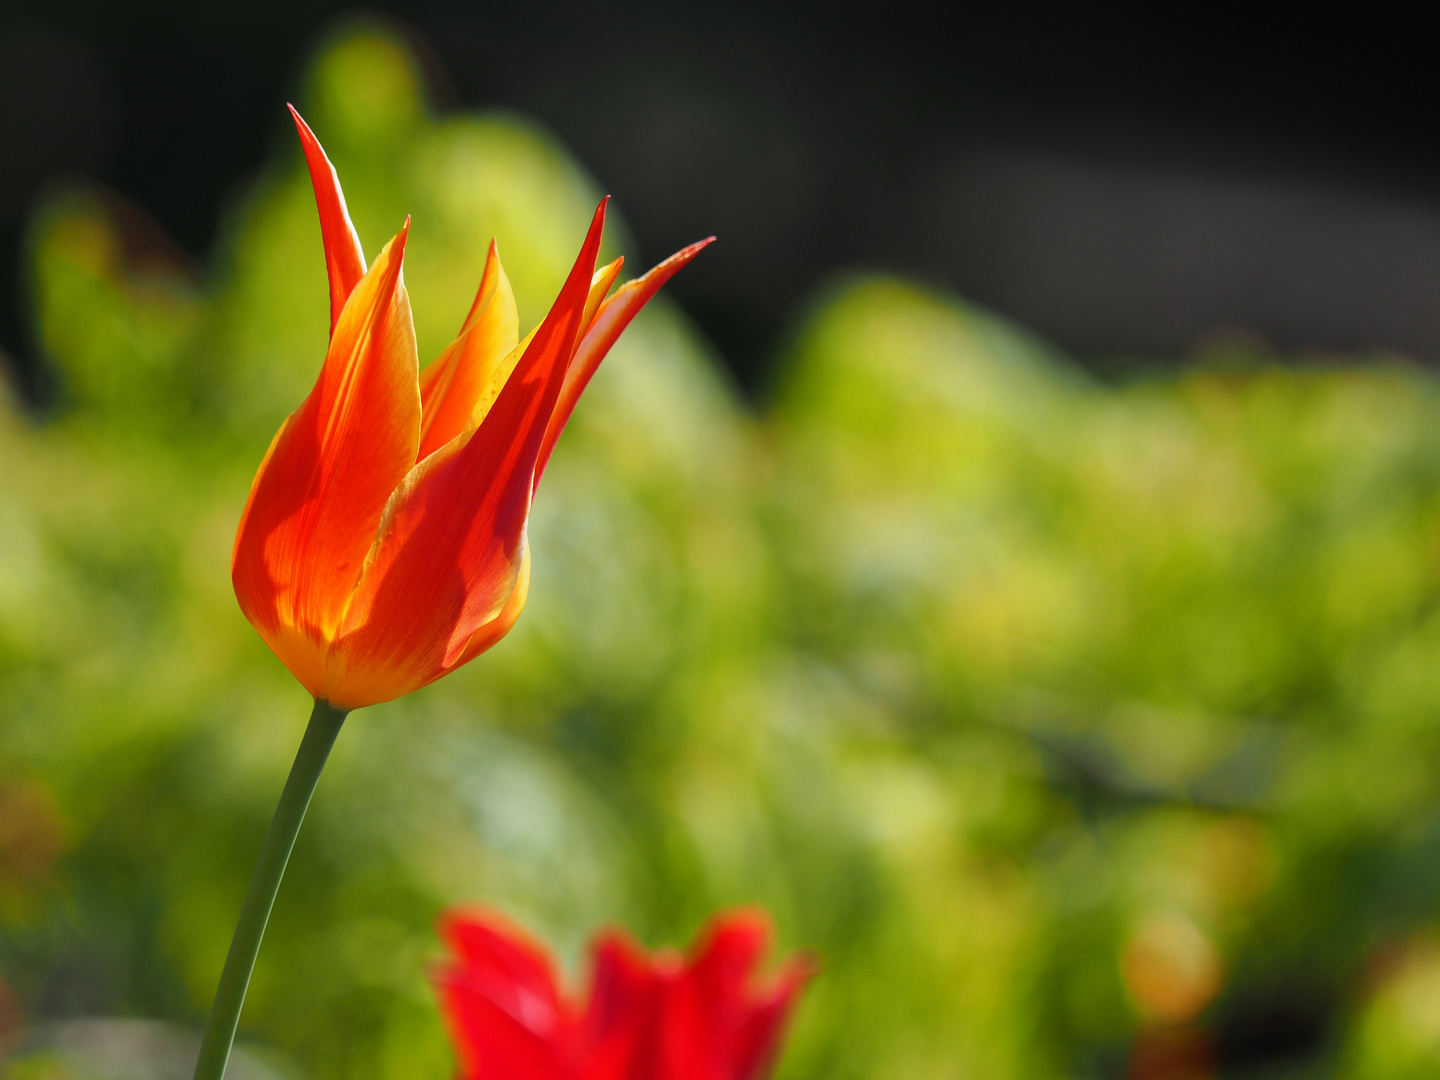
[{"x1": 3, "y1": 0, "x2": 1439, "y2": 400}]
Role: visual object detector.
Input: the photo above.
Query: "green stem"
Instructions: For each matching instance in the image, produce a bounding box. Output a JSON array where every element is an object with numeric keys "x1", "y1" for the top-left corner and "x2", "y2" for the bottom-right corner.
[{"x1": 192, "y1": 698, "x2": 348, "y2": 1080}]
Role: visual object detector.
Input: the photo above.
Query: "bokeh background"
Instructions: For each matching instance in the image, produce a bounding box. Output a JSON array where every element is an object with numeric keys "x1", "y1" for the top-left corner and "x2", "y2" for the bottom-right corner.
[{"x1": 6, "y1": 5, "x2": 1440, "y2": 1080}]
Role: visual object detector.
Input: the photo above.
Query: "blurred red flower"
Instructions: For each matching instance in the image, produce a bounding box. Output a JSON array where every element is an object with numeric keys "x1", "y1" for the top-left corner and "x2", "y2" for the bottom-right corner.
[{"x1": 434, "y1": 908, "x2": 813, "y2": 1080}]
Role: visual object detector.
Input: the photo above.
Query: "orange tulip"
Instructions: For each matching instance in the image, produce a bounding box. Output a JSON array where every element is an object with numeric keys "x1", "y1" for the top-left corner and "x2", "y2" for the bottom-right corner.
[{"x1": 232, "y1": 107, "x2": 711, "y2": 709}]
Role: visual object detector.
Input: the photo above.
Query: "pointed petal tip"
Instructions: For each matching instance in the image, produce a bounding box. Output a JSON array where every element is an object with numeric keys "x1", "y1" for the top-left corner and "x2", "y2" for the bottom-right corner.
[
  {"x1": 673, "y1": 235, "x2": 716, "y2": 262},
  {"x1": 529, "y1": 231, "x2": 711, "y2": 489},
  {"x1": 776, "y1": 948, "x2": 822, "y2": 987},
  {"x1": 629, "y1": 236, "x2": 714, "y2": 284},
  {"x1": 289, "y1": 101, "x2": 368, "y2": 331},
  {"x1": 391, "y1": 217, "x2": 413, "y2": 255},
  {"x1": 287, "y1": 103, "x2": 317, "y2": 142}
]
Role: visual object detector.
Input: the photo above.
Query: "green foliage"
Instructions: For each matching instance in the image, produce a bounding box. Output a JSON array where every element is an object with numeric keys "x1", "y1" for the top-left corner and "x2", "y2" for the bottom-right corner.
[{"x1": 9, "y1": 18, "x2": 1440, "y2": 1080}]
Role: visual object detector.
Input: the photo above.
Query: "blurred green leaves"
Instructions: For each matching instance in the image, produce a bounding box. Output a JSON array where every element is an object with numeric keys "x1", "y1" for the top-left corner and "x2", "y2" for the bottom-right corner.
[{"x1": 9, "y1": 16, "x2": 1440, "y2": 1080}]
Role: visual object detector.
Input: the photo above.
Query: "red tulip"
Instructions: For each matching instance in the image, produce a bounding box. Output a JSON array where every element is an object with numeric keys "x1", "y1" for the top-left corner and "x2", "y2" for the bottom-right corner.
[
  {"x1": 434, "y1": 908, "x2": 813, "y2": 1080},
  {"x1": 231, "y1": 107, "x2": 711, "y2": 709}
]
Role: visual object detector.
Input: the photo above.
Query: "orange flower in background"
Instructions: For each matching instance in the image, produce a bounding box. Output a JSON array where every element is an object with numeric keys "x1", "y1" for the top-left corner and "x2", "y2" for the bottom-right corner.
[
  {"x1": 434, "y1": 908, "x2": 813, "y2": 1080},
  {"x1": 231, "y1": 107, "x2": 710, "y2": 709}
]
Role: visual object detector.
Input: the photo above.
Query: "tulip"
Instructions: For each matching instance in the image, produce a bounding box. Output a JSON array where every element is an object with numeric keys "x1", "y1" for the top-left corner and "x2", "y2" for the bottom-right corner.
[
  {"x1": 233, "y1": 106, "x2": 712, "y2": 711},
  {"x1": 193, "y1": 106, "x2": 709, "y2": 1080},
  {"x1": 435, "y1": 908, "x2": 813, "y2": 1080}
]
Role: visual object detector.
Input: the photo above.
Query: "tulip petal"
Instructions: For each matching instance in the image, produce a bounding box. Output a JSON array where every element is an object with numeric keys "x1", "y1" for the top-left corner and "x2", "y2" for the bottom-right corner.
[
  {"x1": 440, "y1": 910, "x2": 566, "y2": 1033},
  {"x1": 731, "y1": 960, "x2": 813, "y2": 1080},
  {"x1": 582, "y1": 256, "x2": 625, "y2": 337},
  {"x1": 232, "y1": 224, "x2": 421, "y2": 697},
  {"x1": 445, "y1": 536, "x2": 531, "y2": 670},
  {"x1": 289, "y1": 105, "x2": 367, "y2": 334},
  {"x1": 417, "y1": 240, "x2": 520, "y2": 461},
  {"x1": 445, "y1": 255, "x2": 623, "y2": 455},
  {"x1": 325, "y1": 201, "x2": 608, "y2": 706},
  {"x1": 534, "y1": 238, "x2": 714, "y2": 487},
  {"x1": 586, "y1": 932, "x2": 658, "y2": 1030},
  {"x1": 437, "y1": 975, "x2": 571, "y2": 1080},
  {"x1": 583, "y1": 933, "x2": 666, "y2": 1080},
  {"x1": 687, "y1": 910, "x2": 770, "y2": 1006},
  {"x1": 656, "y1": 911, "x2": 812, "y2": 1080},
  {"x1": 434, "y1": 910, "x2": 582, "y2": 1080},
  {"x1": 652, "y1": 914, "x2": 770, "y2": 1080}
]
